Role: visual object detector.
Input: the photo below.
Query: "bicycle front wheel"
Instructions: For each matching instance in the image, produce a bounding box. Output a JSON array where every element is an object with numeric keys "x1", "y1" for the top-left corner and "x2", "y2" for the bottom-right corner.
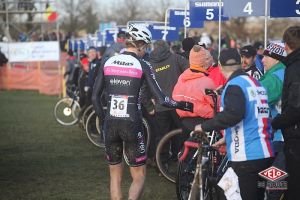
[
  {"x1": 86, "y1": 111, "x2": 105, "y2": 148},
  {"x1": 156, "y1": 129, "x2": 186, "y2": 183},
  {"x1": 54, "y1": 97, "x2": 80, "y2": 126}
]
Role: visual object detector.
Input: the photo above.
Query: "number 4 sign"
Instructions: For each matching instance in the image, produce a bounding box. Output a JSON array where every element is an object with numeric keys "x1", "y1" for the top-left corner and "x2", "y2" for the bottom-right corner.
[{"x1": 222, "y1": 0, "x2": 267, "y2": 17}]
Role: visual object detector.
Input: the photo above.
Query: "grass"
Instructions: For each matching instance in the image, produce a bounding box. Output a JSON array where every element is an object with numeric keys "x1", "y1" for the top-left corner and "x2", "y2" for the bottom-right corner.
[{"x1": 0, "y1": 90, "x2": 177, "y2": 200}]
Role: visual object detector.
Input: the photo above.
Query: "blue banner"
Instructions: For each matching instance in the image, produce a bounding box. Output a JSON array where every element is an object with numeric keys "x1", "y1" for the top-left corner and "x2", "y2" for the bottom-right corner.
[
  {"x1": 79, "y1": 40, "x2": 85, "y2": 51},
  {"x1": 169, "y1": 9, "x2": 204, "y2": 28},
  {"x1": 270, "y1": 0, "x2": 300, "y2": 18},
  {"x1": 189, "y1": 0, "x2": 228, "y2": 21},
  {"x1": 223, "y1": 0, "x2": 267, "y2": 17},
  {"x1": 99, "y1": 22, "x2": 116, "y2": 32},
  {"x1": 148, "y1": 24, "x2": 179, "y2": 41}
]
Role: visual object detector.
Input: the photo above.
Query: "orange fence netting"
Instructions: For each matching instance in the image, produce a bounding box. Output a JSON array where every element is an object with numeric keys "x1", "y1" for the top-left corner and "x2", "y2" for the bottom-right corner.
[{"x1": 0, "y1": 53, "x2": 67, "y2": 95}]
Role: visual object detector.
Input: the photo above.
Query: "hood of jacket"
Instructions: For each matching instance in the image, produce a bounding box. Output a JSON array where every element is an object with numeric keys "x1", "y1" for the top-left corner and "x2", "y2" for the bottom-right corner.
[
  {"x1": 149, "y1": 45, "x2": 171, "y2": 63},
  {"x1": 179, "y1": 69, "x2": 207, "y2": 83},
  {"x1": 283, "y1": 47, "x2": 300, "y2": 68}
]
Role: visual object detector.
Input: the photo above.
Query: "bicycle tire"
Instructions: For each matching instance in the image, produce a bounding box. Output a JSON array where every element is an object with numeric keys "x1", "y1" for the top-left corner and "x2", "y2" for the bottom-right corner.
[
  {"x1": 85, "y1": 111, "x2": 105, "y2": 148},
  {"x1": 156, "y1": 128, "x2": 185, "y2": 183},
  {"x1": 54, "y1": 97, "x2": 81, "y2": 126},
  {"x1": 80, "y1": 105, "x2": 94, "y2": 130},
  {"x1": 176, "y1": 147, "x2": 198, "y2": 200},
  {"x1": 177, "y1": 145, "x2": 221, "y2": 200}
]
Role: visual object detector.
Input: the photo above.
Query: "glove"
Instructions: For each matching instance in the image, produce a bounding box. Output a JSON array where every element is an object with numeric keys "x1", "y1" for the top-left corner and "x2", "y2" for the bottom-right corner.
[
  {"x1": 178, "y1": 101, "x2": 193, "y2": 112},
  {"x1": 84, "y1": 86, "x2": 90, "y2": 92}
]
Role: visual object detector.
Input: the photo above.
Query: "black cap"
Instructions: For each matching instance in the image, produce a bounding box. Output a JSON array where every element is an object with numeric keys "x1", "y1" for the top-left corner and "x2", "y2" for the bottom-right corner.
[
  {"x1": 253, "y1": 41, "x2": 264, "y2": 50},
  {"x1": 67, "y1": 49, "x2": 74, "y2": 56},
  {"x1": 219, "y1": 48, "x2": 241, "y2": 66},
  {"x1": 117, "y1": 31, "x2": 126, "y2": 38},
  {"x1": 182, "y1": 37, "x2": 196, "y2": 52},
  {"x1": 240, "y1": 45, "x2": 256, "y2": 58},
  {"x1": 79, "y1": 53, "x2": 87, "y2": 60},
  {"x1": 87, "y1": 46, "x2": 96, "y2": 51}
]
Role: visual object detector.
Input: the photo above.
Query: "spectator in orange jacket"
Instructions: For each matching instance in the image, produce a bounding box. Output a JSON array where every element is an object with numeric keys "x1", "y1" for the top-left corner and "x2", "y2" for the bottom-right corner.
[{"x1": 173, "y1": 45, "x2": 217, "y2": 131}]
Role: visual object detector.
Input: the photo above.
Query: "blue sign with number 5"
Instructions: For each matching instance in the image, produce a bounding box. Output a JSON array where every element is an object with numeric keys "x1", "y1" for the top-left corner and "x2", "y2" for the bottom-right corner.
[
  {"x1": 270, "y1": 0, "x2": 300, "y2": 18},
  {"x1": 189, "y1": 0, "x2": 229, "y2": 21}
]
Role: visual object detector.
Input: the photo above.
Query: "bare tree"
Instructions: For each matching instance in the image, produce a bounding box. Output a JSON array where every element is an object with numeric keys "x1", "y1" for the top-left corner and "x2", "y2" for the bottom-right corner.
[
  {"x1": 149, "y1": 0, "x2": 172, "y2": 21},
  {"x1": 103, "y1": 0, "x2": 144, "y2": 25},
  {"x1": 60, "y1": 0, "x2": 100, "y2": 35},
  {"x1": 0, "y1": 0, "x2": 37, "y2": 41}
]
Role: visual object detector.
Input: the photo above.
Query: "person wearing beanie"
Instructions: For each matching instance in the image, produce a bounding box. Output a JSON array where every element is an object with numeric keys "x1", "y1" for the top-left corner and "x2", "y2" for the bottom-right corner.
[
  {"x1": 260, "y1": 42, "x2": 286, "y2": 200},
  {"x1": 172, "y1": 45, "x2": 217, "y2": 131},
  {"x1": 195, "y1": 48, "x2": 274, "y2": 200},
  {"x1": 178, "y1": 37, "x2": 196, "y2": 59},
  {"x1": 240, "y1": 45, "x2": 263, "y2": 80},
  {"x1": 271, "y1": 26, "x2": 300, "y2": 200}
]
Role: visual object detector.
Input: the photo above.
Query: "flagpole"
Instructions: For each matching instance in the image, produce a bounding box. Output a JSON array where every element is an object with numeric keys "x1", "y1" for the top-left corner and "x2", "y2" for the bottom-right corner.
[
  {"x1": 163, "y1": 8, "x2": 169, "y2": 41},
  {"x1": 264, "y1": 0, "x2": 268, "y2": 48},
  {"x1": 218, "y1": 0, "x2": 222, "y2": 57},
  {"x1": 184, "y1": 0, "x2": 188, "y2": 38}
]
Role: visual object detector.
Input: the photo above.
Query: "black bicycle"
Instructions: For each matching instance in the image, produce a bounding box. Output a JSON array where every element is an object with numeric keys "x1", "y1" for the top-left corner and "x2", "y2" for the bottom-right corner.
[
  {"x1": 156, "y1": 89, "x2": 223, "y2": 183},
  {"x1": 176, "y1": 89, "x2": 228, "y2": 200},
  {"x1": 176, "y1": 130, "x2": 228, "y2": 200}
]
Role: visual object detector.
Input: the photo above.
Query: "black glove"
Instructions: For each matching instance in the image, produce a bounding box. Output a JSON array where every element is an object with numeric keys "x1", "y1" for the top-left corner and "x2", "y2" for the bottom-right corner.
[{"x1": 177, "y1": 101, "x2": 193, "y2": 112}]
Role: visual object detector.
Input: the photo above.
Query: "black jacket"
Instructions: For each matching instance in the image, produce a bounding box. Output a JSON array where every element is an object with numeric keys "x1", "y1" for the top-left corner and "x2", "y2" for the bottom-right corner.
[
  {"x1": 202, "y1": 69, "x2": 246, "y2": 132},
  {"x1": 0, "y1": 51, "x2": 8, "y2": 66},
  {"x1": 272, "y1": 48, "x2": 300, "y2": 140},
  {"x1": 149, "y1": 45, "x2": 188, "y2": 112},
  {"x1": 178, "y1": 51, "x2": 190, "y2": 60}
]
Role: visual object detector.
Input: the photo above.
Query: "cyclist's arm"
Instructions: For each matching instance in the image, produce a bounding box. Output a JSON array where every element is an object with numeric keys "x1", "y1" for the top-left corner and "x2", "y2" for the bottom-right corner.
[
  {"x1": 140, "y1": 81, "x2": 155, "y2": 113},
  {"x1": 201, "y1": 85, "x2": 245, "y2": 132},
  {"x1": 142, "y1": 60, "x2": 188, "y2": 110},
  {"x1": 91, "y1": 67, "x2": 105, "y2": 119}
]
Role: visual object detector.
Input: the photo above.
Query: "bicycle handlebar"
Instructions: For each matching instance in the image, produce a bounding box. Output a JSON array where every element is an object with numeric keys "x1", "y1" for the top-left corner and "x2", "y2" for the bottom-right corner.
[
  {"x1": 179, "y1": 140, "x2": 226, "y2": 161},
  {"x1": 179, "y1": 140, "x2": 200, "y2": 161}
]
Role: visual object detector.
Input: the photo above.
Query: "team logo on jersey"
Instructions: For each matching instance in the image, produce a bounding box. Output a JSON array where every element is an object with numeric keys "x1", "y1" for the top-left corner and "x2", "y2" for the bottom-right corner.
[
  {"x1": 112, "y1": 60, "x2": 133, "y2": 66},
  {"x1": 109, "y1": 78, "x2": 131, "y2": 86},
  {"x1": 233, "y1": 125, "x2": 240, "y2": 153}
]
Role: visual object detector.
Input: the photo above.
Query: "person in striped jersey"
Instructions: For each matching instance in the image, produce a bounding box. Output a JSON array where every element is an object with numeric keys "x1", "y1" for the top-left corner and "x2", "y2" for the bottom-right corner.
[{"x1": 195, "y1": 48, "x2": 274, "y2": 200}]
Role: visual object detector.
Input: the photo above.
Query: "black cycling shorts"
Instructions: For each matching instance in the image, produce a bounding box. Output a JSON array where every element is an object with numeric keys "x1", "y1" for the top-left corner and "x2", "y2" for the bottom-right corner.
[{"x1": 103, "y1": 119, "x2": 147, "y2": 167}]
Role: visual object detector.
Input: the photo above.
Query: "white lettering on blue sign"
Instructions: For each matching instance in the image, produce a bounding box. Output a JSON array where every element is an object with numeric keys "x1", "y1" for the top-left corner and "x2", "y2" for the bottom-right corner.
[{"x1": 194, "y1": 1, "x2": 224, "y2": 7}]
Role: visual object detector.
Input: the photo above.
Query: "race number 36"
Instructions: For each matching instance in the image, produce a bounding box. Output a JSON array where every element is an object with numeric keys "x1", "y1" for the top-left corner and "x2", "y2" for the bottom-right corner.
[{"x1": 110, "y1": 96, "x2": 128, "y2": 117}]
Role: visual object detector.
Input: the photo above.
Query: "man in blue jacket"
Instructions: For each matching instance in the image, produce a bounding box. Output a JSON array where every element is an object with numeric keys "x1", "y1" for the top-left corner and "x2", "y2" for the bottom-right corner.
[{"x1": 195, "y1": 48, "x2": 274, "y2": 200}]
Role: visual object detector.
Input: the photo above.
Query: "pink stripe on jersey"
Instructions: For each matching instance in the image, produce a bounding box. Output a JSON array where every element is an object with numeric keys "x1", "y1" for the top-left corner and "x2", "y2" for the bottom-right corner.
[
  {"x1": 104, "y1": 66, "x2": 142, "y2": 78},
  {"x1": 246, "y1": 75, "x2": 273, "y2": 157},
  {"x1": 262, "y1": 117, "x2": 274, "y2": 157}
]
